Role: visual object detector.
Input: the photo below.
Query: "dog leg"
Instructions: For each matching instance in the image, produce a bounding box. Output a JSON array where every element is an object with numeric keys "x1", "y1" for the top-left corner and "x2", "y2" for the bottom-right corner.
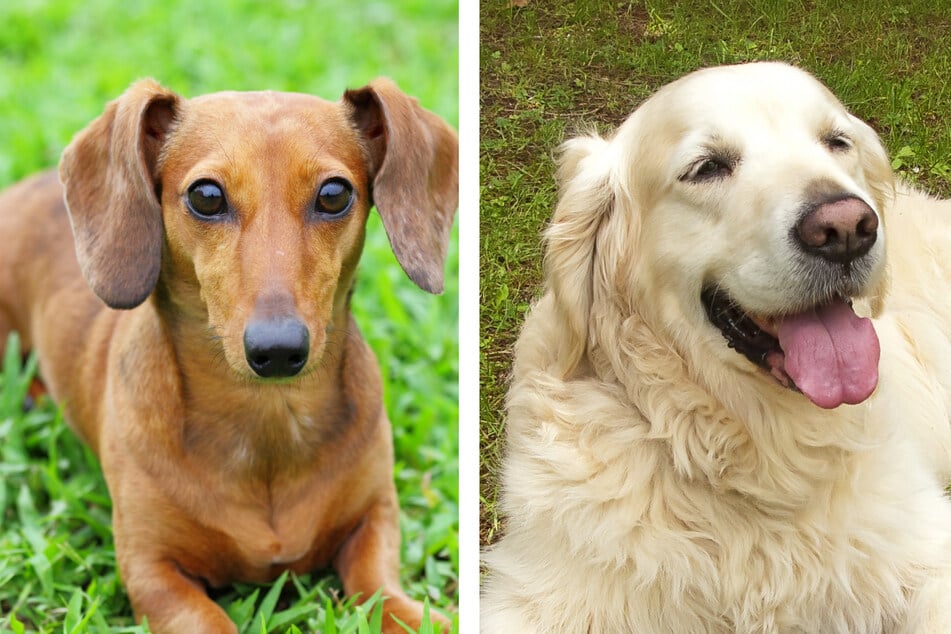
[
  {"x1": 121, "y1": 558, "x2": 237, "y2": 634},
  {"x1": 334, "y1": 486, "x2": 450, "y2": 633}
]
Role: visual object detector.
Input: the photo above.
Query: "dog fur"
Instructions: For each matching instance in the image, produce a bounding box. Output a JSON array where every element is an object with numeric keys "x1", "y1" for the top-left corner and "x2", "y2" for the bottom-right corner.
[
  {"x1": 481, "y1": 62, "x2": 951, "y2": 633},
  {"x1": 0, "y1": 78, "x2": 457, "y2": 633}
]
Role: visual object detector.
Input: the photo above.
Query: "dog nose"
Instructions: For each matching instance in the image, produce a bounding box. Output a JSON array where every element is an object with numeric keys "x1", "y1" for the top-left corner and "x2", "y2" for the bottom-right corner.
[
  {"x1": 243, "y1": 318, "x2": 309, "y2": 378},
  {"x1": 795, "y1": 197, "x2": 878, "y2": 263}
]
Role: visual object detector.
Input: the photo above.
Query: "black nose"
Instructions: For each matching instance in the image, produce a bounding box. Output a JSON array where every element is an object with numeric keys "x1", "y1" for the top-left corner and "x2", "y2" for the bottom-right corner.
[
  {"x1": 243, "y1": 318, "x2": 309, "y2": 378},
  {"x1": 795, "y1": 196, "x2": 878, "y2": 264}
]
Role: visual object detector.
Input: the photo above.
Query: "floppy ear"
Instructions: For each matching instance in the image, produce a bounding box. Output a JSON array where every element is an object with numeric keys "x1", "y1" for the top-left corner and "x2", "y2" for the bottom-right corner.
[
  {"x1": 848, "y1": 114, "x2": 895, "y2": 316},
  {"x1": 849, "y1": 113, "x2": 895, "y2": 215},
  {"x1": 344, "y1": 78, "x2": 458, "y2": 294},
  {"x1": 59, "y1": 79, "x2": 180, "y2": 309},
  {"x1": 544, "y1": 134, "x2": 615, "y2": 376}
]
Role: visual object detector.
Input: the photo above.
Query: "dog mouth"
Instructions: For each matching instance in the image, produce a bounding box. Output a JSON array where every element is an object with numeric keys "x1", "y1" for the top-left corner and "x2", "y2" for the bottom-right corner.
[{"x1": 701, "y1": 286, "x2": 880, "y2": 408}]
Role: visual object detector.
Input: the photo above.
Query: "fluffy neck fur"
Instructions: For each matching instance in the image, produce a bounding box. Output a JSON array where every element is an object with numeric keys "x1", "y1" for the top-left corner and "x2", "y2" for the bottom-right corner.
[{"x1": 589, "y1": 299, "x2": 884, "y2": 509}]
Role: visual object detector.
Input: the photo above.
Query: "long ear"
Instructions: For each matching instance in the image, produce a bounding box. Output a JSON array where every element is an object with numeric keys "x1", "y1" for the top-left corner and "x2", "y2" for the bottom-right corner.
[
  {"x1": 344, "y1": 78, "x2": 458, "y2": 294},
  {"x1": 848, "y1": 113, "x2": 895, "y2": 215},
  {"x1": 59, "y1": 79, "x2": 180, "y2": 309},
  {"x1": 848, "y1": 113, "x2": 894, "y2": 316},
  {"x1": 544, "y1": 134, "x2": 615, "y2": 376}
]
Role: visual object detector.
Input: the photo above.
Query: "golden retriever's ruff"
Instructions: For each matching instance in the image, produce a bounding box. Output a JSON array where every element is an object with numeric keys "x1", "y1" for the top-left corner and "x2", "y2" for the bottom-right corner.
[{"x1": 481, "y1": 62, "x2": 951, "y2": 633}]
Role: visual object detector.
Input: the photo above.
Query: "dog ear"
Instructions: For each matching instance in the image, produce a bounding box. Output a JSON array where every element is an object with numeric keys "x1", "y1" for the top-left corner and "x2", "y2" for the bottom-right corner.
[
  {"x1": 849, "y1": 114, "x2": 895, "y2": 216},
  {"x1": 59, "y1": 79, "x2": 180, "y2": 309},
  {"x1": 848, "y1": 114, "x2": 894, "y2": 316},
  {"x1": 344, "y1": 78, "x2": 458, "y2": 294},
  {"x1": 544, "y1": 134, "x2": 615, "y2": 376}
]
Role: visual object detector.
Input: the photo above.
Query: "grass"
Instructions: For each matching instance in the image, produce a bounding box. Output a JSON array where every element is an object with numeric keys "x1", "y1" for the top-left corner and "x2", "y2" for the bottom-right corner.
[
  {"x1": 0, "y1": 1, "x2": 458, "y2": 632},
  {"x1": 480, "y1": 0, "x2": 951, "y2": 545}
]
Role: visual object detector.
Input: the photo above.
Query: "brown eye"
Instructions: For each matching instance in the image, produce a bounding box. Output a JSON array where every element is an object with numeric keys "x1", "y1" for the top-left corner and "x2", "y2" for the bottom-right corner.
[
  {"x1": 823, "y1": 133, "x2": 852, "y2": 152},
  {"x1": 315, "y1": 179, "x2": 354, "y2": 217},
  {"x1": 682, "y1": 156, "x2": 734, "y2": 182},
  {"x1": 695, "y1": 159, "x2": 730, "y2": 179},
  {"x1": 186, "y1": 180, "x2": 228, "y2": 219}
]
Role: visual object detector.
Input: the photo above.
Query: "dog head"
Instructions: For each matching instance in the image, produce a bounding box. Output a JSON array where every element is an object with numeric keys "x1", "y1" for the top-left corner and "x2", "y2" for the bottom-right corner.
[
  {"x1": 59, "y1": 79, "x2": 457, "y2": 380},
  {"x1": 545, "y1": 62, "x2": 893, "y2": 408}
]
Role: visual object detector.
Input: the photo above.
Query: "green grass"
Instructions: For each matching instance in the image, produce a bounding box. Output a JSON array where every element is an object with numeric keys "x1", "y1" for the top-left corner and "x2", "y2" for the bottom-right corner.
[
  {"x1": 480, "y1": 0, "x2": 951, "y2": 544},
  {"x1": 0, "y1": 1, "x2": 458, "y2": 632}
]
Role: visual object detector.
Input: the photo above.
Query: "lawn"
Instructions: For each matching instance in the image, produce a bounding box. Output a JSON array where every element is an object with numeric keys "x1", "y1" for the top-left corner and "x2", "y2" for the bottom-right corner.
[
  {"x1": 0, "y1": 1, "x2": 458, "y2": 633},
  {"x1": 480, "y1": 0, "x2": 951, "y2": 545}
]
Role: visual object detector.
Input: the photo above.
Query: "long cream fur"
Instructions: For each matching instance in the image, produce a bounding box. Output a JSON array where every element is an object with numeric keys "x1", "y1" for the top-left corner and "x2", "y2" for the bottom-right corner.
[{"x1": 481, "y1": 62, "x2": 951, "y2": 633}]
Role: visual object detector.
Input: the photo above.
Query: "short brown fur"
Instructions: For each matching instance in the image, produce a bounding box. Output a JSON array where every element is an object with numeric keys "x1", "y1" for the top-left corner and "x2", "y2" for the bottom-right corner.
[{"x1": 0, "y1": 78, "x2": 458, "y2": 633}]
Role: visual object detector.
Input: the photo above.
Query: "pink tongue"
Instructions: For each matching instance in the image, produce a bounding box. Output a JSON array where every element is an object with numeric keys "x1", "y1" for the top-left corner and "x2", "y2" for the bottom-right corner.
[{"x1": 776, "y1": 300, "x2": 879, "y2": 409}]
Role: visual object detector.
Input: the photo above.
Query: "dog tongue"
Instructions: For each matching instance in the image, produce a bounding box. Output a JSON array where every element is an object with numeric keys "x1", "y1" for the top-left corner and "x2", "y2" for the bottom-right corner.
[{"x1": 776, "y1": 300, "x2": 879, "y2": 409}]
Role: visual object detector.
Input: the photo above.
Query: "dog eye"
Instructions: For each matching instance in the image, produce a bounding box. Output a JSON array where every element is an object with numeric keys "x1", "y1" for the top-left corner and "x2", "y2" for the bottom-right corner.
[
  {"x1": 823, "y1": 133, "x2": 852, "y2": 152},
  {"x1": 315, "y1": 179, "x2": 354, "y2": 217},
  {"x1": 186, "y1": 180, "x2": 228, "y2": 219},
  {"x1": 683, "y1": 157, "x2": 733, "y2": 182}
]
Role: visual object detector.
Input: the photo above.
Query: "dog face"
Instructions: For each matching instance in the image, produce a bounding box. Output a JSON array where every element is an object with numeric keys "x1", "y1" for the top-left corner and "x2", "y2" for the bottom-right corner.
[
  {"x1": 546, "y1": 63, "x2": 893, "y2": 408},
  {"x1": 59, "y1": 79, "x2": 458, "y2": 381},
  {"x1": 157, "y1": 93, "x2": 371, "y2": 379}
]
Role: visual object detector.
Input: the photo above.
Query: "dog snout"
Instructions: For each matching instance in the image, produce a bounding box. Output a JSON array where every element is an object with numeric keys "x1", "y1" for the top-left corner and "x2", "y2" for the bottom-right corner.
[
  {"x1": 243, "y1": 318, "x2": 310, "y2": 378},
  {"x1": 795, "y1": 197, "x2": 878, "y2": 264}
]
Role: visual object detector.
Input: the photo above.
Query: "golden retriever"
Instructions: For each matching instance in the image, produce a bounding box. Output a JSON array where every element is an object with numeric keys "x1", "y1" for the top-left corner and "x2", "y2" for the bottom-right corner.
[{"x1": 481, "y1": 62, "x2": 951, "y2": 633}]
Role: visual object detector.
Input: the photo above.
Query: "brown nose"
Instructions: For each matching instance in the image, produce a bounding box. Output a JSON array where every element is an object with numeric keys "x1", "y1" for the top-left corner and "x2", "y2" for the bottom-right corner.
[{"x1": 795, "y1": 197, "x2": 878, "y2": 264}]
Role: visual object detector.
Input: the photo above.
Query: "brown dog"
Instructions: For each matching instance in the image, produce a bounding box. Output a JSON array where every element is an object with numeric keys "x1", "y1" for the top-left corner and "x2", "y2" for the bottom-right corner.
[{"x1": 0, "y1": 78, "x2": 457, "y2": 633}]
